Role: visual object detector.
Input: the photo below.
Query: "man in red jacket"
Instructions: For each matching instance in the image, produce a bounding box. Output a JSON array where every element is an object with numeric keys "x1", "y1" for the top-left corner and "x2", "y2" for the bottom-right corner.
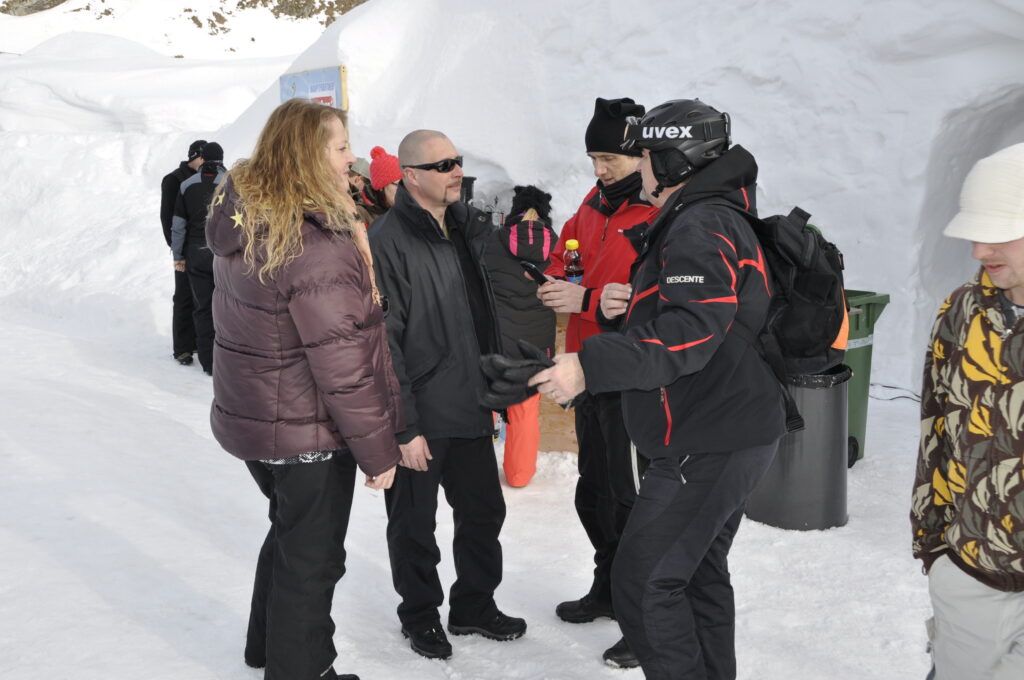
[{"x1": 540, "y1": 97, "x2": 659, "y2": 668}]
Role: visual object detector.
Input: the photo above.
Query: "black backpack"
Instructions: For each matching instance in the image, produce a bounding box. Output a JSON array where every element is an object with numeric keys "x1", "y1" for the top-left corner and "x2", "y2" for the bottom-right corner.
[{"x1": 712, "y1": 203, "x2": 848, "y2": 432}]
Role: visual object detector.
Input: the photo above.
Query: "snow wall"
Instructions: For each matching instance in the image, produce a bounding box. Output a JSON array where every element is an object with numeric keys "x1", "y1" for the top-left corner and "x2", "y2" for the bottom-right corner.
[
  {"x1": 3, "y1": 0, "x2": 1024, "y2": 390},
  {"x1": 219, "y1": 0, "x2": 1024, "y2": 389}
]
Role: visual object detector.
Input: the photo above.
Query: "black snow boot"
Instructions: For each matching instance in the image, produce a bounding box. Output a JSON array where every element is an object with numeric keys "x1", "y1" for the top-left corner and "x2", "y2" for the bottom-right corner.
[
  {"x1": 402, "y1": 625, "x2": 453, "y2": 659},
  {"x1": 603, "y1": 636, "x2": 639, "y2": 669},
  {"x1": 448, "y1": 610, "x2": 526, "y2": 641},
  {"x1": 555, "y1": 593, "x2": 615, "y2": 623}
]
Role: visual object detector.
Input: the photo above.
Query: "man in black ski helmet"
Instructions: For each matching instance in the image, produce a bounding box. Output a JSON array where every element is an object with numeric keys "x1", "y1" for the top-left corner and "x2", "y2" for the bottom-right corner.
[{"x1": 530, "y1": 99, "x2": 786, "y2": 680}]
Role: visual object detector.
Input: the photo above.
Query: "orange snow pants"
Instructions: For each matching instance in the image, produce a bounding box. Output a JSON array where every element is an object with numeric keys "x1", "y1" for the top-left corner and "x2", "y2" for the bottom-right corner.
[{"x1": 503, "y1": 393, "x2": 541, "y2": 487}]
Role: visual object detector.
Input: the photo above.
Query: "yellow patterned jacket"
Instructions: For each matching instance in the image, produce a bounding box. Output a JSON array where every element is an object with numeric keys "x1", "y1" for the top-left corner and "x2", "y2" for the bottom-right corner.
[{"x1": 911, "y1": 269, "x2": 1024, "y2": 592}]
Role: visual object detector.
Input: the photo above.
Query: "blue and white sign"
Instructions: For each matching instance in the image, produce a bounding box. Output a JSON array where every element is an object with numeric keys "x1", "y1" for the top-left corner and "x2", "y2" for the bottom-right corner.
[{"x1": 279, "y1": 66, "x2": 348, "y2": 110}]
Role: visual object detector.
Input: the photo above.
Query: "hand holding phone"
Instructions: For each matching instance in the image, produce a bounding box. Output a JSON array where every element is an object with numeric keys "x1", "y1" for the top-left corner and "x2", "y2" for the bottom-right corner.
[{"x1": 519, "y1": 260, "x2": 550, "y2": 285}]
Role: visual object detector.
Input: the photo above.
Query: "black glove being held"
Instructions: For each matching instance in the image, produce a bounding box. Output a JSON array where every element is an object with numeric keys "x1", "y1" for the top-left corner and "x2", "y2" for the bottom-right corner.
[{"x1": 479, "y1": 340, "x2": 554, "y2": 410}]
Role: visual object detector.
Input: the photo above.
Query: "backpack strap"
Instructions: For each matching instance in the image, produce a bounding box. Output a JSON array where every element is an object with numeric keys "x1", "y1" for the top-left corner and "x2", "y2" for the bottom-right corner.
[{"x1": 731, "y1": 320, "x2": 805, "y2": 433}]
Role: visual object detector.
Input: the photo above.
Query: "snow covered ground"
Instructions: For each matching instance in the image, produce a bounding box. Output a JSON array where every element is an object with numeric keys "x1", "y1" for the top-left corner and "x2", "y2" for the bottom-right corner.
[
  {"x1": 1, "y1": 303, "x2": 929, "y2": 680},
  {"x1": 5, "y1": 0, "x2": 1019, "y2": 677}
]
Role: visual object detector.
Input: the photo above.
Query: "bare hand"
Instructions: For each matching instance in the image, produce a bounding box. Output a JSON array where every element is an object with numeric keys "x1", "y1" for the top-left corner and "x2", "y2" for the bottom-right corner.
[
  {"x1": 365, "y1": 465, "x2": 397, "y2": 490},
  {"x1": 537, "y1": 279, "x2": 586, "y2": 313},
  {"x1": 528, "y1": 353, "x2": 586, "y2": 406},
  {"x1": 174, "y1": 260, "x2": 185, "y2": 272},
  {"x1": 600, "y1": 283, "x2": 632, "y2": 319},
  {"x1": 398, "y1": 435, "x2": 432, "y2": 472}
]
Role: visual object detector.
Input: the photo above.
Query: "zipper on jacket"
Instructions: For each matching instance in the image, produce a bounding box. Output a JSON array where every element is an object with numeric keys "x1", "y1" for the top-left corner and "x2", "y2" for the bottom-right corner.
[{"x1": 661, "y1": 387, "x2": 672, "y2": 447}]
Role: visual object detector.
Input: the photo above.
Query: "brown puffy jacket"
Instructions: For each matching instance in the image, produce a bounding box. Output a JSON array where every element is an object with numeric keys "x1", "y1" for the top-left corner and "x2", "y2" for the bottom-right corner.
[{"x1": 206, "y1": 179, "x2": 403, "y2": 477}]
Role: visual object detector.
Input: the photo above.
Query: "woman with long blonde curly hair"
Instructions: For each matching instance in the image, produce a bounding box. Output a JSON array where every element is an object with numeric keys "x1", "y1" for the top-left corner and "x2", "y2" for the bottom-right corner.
[{"x1": 206, "y1": 98, "x2": 402, "y2": 680}]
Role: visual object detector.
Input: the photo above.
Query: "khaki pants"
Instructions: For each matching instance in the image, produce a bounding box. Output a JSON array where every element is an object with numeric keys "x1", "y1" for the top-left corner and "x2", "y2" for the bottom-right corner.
[{"x1": 928, "y1": 555, "x2": 1024, "y2": 680}]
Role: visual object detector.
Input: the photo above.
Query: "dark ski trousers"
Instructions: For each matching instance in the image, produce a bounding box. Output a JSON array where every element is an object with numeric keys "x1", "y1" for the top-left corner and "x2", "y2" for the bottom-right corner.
[
  {"x1": 384, "y1": 435, "x2": 506, "y2": 629},
  {"x1": 574, "y1": 392, "x2": 638, "y2": 606},
  {"x1": 244, "y1": 453, "x2": 356, "y2": 680},
  {"x1": 185, "y1": 241, "x2": 215, "y2": 372},
  {"x1": 171, "y1": 268, "x2": 196, "y2": 356},
  {"x1": 611, "y1": 442, "x2": 778, "y2": 680}
]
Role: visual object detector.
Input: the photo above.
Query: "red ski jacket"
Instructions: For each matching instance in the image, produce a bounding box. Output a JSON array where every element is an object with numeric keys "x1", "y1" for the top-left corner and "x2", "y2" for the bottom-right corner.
[{"x1": 546, "y1": 176, "x2": 659, "y2": 352}]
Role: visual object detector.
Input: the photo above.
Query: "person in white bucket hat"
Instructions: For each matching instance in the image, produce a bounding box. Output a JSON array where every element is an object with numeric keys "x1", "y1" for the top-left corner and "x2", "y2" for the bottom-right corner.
[{"x1": 912, "y1": 142, "x2": 1024, "y2": 680}]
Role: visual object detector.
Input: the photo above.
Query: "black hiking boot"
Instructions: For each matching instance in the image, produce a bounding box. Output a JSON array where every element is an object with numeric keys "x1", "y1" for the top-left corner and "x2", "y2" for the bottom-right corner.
[
  {"x1": 174, "y1": 352, "x2": 194, "y2": 366},
  {"x1": 324, "y1": 670, "x2": 359, "y2": 680},
  {"x1": 402, "y1": 624, "x2": 452, "y2": 659},
  {"x1": 448, "y1": 610, "x2": 526, "y2": 641},
  {"x1": 603, "y1": 636, "x2": 639, "y2": 669},
  {"x1": 555, "y1": 594, "x2": 615, "y2": 623}
]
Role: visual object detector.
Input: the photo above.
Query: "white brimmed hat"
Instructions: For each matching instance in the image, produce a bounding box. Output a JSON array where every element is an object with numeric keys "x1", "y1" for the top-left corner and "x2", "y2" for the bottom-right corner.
[{"x1": 944, "y1": 143, "x2": 1024, "y2": 243}]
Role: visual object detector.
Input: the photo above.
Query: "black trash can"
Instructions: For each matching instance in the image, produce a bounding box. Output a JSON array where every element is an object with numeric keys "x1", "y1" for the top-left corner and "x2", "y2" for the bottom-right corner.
[{"x1": 745, "y1": 364, "x2": 851, "y2": 530}]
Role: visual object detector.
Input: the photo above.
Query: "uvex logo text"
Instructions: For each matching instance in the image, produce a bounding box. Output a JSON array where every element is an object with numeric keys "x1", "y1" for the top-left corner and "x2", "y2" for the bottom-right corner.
[
  {"x1": 642, "y1": 126, "x2": 693, "y2": 140},
  {"x1": 665, "y1": 275, "x2": 704, "y2": 284}
]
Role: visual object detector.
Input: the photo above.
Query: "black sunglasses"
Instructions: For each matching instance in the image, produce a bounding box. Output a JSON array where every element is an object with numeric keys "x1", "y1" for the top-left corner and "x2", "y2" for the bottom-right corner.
[{"x1": 402, "y1": 156, "x2": 464, "y2": 173}]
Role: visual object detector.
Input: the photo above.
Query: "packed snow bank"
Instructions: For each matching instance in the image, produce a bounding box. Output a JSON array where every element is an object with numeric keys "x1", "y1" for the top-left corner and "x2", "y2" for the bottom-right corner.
[
  {"x1": 221, "y1": 0, "x2": 1024, "y2": 388},
  {"x1": 3, "y1": 1, "x2": 1024, "y2": 385},
  {"x1": 0, "y1": 32, "x2": 292, "y2": 133}
]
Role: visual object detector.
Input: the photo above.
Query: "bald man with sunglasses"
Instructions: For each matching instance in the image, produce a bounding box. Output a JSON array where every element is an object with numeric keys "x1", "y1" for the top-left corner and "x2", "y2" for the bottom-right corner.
[{"x1": 369, "y1": 130, "x2": 526, "y2": 661}]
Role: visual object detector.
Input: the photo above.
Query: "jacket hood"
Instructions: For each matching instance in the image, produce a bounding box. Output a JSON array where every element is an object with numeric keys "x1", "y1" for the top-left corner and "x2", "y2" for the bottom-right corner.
[
  {"x1": 678, "y1": 144, "x2": 758, "y2": 213},
  {"x1": 497, "y1": 213, "x2": 554, "y2": 265},
  {"x1": 206, "y1": 177, "x2": 245, "y2": 257}
]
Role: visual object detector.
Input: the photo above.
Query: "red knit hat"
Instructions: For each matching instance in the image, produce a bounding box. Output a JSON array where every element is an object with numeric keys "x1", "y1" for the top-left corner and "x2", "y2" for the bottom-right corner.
[{"x1": 369, "y1": 146, "x2": 402, "y2": 190}]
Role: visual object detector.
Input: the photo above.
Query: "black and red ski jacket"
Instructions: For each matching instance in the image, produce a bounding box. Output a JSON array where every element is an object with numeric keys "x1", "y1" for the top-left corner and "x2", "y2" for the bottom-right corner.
[{"x1": 578, "y1": 146, "x2": 786, "y2": 458}]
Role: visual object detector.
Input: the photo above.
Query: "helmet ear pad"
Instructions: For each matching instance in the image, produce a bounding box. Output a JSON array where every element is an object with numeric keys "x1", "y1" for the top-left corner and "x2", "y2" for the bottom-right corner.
[
  {"x1": 649, "y1": 135, "x2": 731, "y2": 189},
  {"x1": 650, "y1": 148, "x2": 694, "y2": 188}
]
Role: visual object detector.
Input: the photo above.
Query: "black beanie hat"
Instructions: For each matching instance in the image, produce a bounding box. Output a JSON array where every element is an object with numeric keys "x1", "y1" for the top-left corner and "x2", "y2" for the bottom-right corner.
[
  {"x1": 187, "y1": 139, "x2": 207, "y2": 161},
  {"x1": 200, "y1": 142, "x2": 224, "y2": 163},
  {"x1": 585, "y1": 97, "x2": 645, "y2": 157}
]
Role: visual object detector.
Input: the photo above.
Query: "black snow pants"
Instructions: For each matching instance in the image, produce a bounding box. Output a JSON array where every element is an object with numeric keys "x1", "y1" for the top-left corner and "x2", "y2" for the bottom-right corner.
[
  {"x1": 384, "y1": 435, "x2": 506, "y2": 630},
  {"x1": 185, "y1": 240, "x2": 215, "y2": 372},
  {"x1": 244, "y1": 453, "x2": 356, "y2": 680},
  {"x1": 611, "y1": 442, "x2": 778, "y2": 680},
  {"x1": 171, "y1": 268, "x2": 196, "y2": 357},
  {"x1": 573, "y1": 391, "x2": 639, "y2": 606}
]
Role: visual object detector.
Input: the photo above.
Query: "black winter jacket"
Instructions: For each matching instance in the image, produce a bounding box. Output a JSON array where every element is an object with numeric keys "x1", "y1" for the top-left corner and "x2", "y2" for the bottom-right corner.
[
  {"x1": 369, "y1": 184, "x2": 501, "y2": 444},
  {"x1": 579, "y1": 146, "x2": 786, "y2": 458},
  {"x1": 171, "y1": 163, "x2": 224, "y2": 261},
  {"x1": 160, "y1": 162, "x2": 194, "y2": 247},
  {"x1": 483, "y1": 214, "x2": 557, "y2": 360}
]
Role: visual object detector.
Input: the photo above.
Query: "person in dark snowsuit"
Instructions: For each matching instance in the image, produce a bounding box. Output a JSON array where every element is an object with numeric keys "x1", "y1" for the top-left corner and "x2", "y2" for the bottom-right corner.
[
  {"x1": 171, "y1": 141, "x2": 225, "y2": 375},
  {"x1": 160, "y1": 139, "x2": 205, "y2": 365},
  {"x1": 482, "y1": 185, "x2": 557, "y2": 487},
  {"x1": 540, "y1": 97, "x2": 659, "y2": 668},
  {"x1": 530, "y1": 99, "x2": 786, "y2": 680},
  {"x1": 369, "y1": 130, "x2": 526, "y2": 661}
]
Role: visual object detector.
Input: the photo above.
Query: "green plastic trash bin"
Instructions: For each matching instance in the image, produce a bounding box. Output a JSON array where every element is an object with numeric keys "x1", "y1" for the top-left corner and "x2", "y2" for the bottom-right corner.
[{"x1": 844, "y1": 289, "x2": 890, "y2": 467}]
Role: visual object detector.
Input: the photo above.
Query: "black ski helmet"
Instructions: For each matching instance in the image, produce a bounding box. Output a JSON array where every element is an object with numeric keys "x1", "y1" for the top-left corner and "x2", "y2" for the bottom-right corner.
[{"x1": 621, "y1": 99, "x2": 731, "y2": 193}]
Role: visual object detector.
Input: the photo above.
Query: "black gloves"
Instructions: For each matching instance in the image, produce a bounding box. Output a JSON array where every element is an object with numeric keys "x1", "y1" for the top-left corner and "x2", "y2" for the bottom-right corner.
[{"x1": 479, "y1": 340, "x2": 554, "y2": 410}]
